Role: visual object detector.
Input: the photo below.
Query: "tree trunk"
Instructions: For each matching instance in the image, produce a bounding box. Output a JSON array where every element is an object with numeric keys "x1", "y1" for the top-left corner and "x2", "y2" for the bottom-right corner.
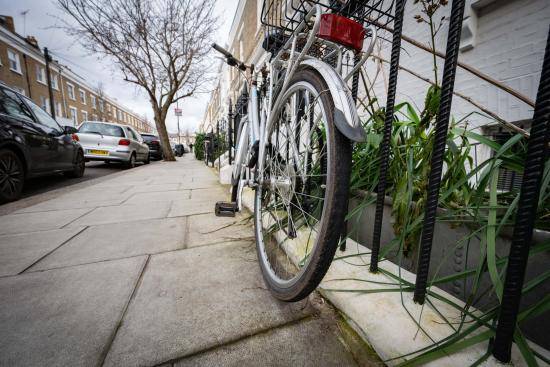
[{"x1": 153, "y1": 108, "x2": 176, "y2": 161}]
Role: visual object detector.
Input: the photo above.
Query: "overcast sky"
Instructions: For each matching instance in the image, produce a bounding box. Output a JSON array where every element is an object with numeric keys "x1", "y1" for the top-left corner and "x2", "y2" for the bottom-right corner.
[{"x1": 0, "y1": 0, "x2": 238, "y2": 134}]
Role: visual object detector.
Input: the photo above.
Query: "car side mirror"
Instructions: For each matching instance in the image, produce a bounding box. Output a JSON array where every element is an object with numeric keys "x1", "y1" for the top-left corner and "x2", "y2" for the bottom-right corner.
[{"x1": 64, "y1": 126, "x2": 78, "y2": 134}]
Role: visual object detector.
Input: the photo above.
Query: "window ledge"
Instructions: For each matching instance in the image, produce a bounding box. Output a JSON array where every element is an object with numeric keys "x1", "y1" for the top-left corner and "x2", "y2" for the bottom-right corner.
[{"x1": 10, "y1": 68, "x2": 23, "y2": 75}]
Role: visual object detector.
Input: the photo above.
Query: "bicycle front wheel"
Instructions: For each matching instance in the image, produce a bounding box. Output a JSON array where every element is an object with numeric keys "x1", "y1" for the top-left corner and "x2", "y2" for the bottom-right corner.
[{"x1": 254, "y1": 68, "x2": 352, "y2": 302}]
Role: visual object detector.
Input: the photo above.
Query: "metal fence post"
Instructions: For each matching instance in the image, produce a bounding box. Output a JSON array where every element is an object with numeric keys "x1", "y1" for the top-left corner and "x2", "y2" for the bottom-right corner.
[
  {"x1": 413, "y1": 0, "x2": 466, "y2": 304},
  {"x1": 492, "y1": 27, "x2": 550, "y2": 363},
  {"x1": 216, "y1": 120, "x2": 220, "y2": 168},
  {"x1": 228, "y1": 100, "x2": 233, "y2": 165},
  {"x1": 369, "y1": 0, "x2": 406, "y2": 272}
]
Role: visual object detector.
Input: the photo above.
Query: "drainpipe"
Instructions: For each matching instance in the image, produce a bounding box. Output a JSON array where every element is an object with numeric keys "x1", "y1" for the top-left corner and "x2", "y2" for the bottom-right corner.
[
  {"x1": 44, "y1": 48, "x2": 56, "y2": 120},
  {"x1": 59, "y1": 69, "x2": 68, "y2": 120},
  {"x1": 22, "y1": 54, "x2": 32, "y2": 98}
]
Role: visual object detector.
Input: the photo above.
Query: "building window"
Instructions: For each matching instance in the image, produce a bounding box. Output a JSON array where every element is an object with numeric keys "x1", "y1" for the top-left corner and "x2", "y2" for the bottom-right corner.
[
  {"x1": 91, "y1": 95, "x2": 96, "y2": 108},
  {"x1": 7, "y1": 49, "x2": 21, "y2": 73},
  {"x1": 117, "y1": 109, "x2": 122, "y2": 121},
  {"x1": 98, "y1": 99, "x2": 104, "y2": 112},
  {"x1": 55, "y1": 102, "x2": 62, "y2": 118},
  {"x1": 79, "y1": 89, "x2": 86, "y2": 104},
  {"x1": 51, "y1": 74, "x2": 59, "y2": 90},
  {"x1": 69, "y1": 106, "x2": 78, "y2": 125},
  {"x1": 81, "y1": 110, "x2": 88, "y2": 122},
  {"x1": 39, "y1": 96, "x2": 50, "y2": 113},
  {"x1": 36, "y1": 65, "x2": 46, "y2": 84},
  {"x1": 67, "y1": 83, "x2": 75, "y2": 100}
]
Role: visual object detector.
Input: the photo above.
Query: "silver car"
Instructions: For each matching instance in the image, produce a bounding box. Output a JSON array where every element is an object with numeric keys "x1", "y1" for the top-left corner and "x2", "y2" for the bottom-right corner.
[{"x1": 77, "y1": 121, "x2": 150, "y2": 167}]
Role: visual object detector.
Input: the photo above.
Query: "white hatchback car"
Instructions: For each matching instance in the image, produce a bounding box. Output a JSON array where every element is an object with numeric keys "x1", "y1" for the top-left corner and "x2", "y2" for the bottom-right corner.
[{"x1": 77, "y1": 121, "x2": 150, "y2": 167}]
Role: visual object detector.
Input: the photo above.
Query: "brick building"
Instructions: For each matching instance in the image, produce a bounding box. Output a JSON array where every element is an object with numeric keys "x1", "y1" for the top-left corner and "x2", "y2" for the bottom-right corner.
[
  {"x1": 0, "y1": 15, "x2": 153, "y2": 133},
  {"x1": 200, "y1": 0, "x2": 265, "y2": 134}
]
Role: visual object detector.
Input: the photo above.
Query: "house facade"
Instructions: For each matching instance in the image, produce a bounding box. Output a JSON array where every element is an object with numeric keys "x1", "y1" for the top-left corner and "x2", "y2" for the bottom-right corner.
[{"x1": 0, "y1": 15, "x2": 153, "y2": 133}]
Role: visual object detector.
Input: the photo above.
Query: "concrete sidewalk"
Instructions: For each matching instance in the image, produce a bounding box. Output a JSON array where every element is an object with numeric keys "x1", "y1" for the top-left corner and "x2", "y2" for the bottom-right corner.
[{"x1": 0, "y1": 156, "x2": 379, "y2": 367}]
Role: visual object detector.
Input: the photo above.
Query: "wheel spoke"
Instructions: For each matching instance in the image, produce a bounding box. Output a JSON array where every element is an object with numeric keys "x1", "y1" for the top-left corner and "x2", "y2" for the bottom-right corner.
[{"x1": 256, "y1": 80, "x2": 332, "y2": 286}]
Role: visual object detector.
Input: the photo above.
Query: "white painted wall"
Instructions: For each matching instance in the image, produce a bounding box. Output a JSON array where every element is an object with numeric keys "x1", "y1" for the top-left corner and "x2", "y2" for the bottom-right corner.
[{"x1": 365, "y1": 0, "x2": 549, "y2": 126}]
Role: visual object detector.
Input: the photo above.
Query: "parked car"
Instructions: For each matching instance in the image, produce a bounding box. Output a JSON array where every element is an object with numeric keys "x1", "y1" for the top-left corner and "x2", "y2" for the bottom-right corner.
[
  {"x1": 0, "y1": 85, "x2": 85, "y2": 203},
  {"x1": 77, "y1": 121, "x2": 149, "y2": 168},
  {"x1": 174, "y1": 144, "x2": 184, "y2": 157},
  {"x1": 141, "y1": 133, "x2": 163, "y2": 160}
]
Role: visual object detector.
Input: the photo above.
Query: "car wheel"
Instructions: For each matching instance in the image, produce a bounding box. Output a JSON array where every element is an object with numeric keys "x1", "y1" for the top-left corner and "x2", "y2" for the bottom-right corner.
[
  {"x1": 144, "y1": 154, "x2": 150, "y2": 165},
  {"x1": 0, "y1": 149, "x2": 25, "y2": 203},
  {"x1": 125, "y1": 153, "x2": 136, "y2": 169},
  {"x1": 65, "y1": 150, "x2": 85, "y2": 178}
]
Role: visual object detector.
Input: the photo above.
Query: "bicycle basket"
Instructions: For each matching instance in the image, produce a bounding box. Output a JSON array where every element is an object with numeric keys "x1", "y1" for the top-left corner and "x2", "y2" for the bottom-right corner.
[
  {"x1": 261, "y1": 0, "x2": 395, "y2": 35},
  {"x1": 261, "y1": 0, "x2": 395, "y2": 59}
]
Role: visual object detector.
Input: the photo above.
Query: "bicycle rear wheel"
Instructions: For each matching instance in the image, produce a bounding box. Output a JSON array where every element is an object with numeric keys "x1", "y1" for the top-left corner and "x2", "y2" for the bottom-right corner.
[{"x1": 254, "y1": 68, "x2": 352, "y2": 302}]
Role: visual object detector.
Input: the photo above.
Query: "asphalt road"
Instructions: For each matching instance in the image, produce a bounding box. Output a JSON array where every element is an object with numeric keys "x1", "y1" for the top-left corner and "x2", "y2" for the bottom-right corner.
[{"x1": 20, "y1": 161, "x2": 127, "y2": 199}]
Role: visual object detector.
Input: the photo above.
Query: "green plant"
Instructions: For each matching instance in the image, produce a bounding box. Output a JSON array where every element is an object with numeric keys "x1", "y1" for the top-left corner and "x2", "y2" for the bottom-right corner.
[
  {"x1": 334, "y1": 1, "x2": 549, "y2": 364},
  {"x1": 194, "y1": 132, "x2": 206, "y2": 161}
]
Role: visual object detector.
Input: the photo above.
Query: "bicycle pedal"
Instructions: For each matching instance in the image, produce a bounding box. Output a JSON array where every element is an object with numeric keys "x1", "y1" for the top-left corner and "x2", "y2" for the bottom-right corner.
[{"x1": 215, "y1": 201, "x2": 238, "y2": 217}]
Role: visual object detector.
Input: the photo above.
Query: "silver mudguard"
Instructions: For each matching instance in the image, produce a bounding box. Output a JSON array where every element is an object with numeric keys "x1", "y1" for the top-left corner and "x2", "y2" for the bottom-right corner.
[{"x1": 301, "y1": 58, "x2": 366, "y2": 142}]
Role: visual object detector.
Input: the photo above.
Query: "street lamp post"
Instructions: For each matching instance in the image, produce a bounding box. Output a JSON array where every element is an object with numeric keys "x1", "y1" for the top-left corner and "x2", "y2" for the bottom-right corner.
[{"x1": 175, "y1": 100, "x2": 182, "y2": 144}]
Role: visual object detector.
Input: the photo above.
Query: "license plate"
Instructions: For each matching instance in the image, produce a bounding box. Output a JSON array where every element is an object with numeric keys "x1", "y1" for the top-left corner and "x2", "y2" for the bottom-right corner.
[{"x1": 88, "y1": 149, "x2": 109, "y2": 156}]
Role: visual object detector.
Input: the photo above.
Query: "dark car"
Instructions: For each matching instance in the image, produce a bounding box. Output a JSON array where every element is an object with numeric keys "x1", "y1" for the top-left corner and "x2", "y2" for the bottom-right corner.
[
  {"x1": 141, "y1": 133, "x2": 163, "y2": 160},
  {"x1": 174, "y1": 144, "x2": 184, "y2": 157},
  {"x1": 0, "y1": 85, "x2": 85, "y2": 203}
]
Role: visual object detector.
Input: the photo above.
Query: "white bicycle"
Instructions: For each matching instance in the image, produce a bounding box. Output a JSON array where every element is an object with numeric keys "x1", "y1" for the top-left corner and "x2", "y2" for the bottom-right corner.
[{"x1": 213, "y1": 0, "x2": 378, "y2": 301}]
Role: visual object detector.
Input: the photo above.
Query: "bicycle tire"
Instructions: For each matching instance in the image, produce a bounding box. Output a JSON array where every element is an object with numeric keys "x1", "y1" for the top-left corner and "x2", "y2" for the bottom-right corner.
[{"x1": 254, "y1": 67, "x2": 352, "y2": 302}]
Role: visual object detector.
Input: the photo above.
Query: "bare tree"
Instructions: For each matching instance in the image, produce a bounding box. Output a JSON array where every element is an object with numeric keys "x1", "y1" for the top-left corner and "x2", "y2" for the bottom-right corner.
[
  {"x1": 94, "y1": 82, "x2": 107, "y2": 121},
  {"x1": 56, "y1": 0, "x2": 218, "y2": 161}
]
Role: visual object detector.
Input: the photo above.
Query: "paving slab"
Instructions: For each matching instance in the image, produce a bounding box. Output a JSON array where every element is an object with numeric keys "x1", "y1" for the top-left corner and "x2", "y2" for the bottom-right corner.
[
  {"x1": 179, "y1": 179, "x2": 221, "y2": 189},
  {"x1": 30, "y1": 217, "x2": 187, "y2": 271},
  {"x1": 148, "y1": 177, "x2": 193, "y2": 185},
  {"x1": 187, "y1": 212, "x2": 254, "y2": 247},
  {"x1": 103, "y1": 241, "x2": 315, "y2": 367},
  {"x1": 68, "y1": 202, "x2": 171, "y2": 227},
  {"x1": 0, "y1": 227, "x2": 85, "y2": 276},
  {"x1": 189, "y1": 187, "x2": 228, "y2": 201},
  {"x1": 168, "y1": 199, "x2": 215, "y2": 217},
  {"x1": 95, "y1": 179, "x2": 154, "y2": 188},
  {"x1": 13, "y1": 196, "x2": 127, "y2": 213},
  {"x1": 123, "y1": 190, "x2": 191, "y2": 205},
  {"x1": 0, "y1": 208, "x2": 91, "y2": 235},
  {"x1": 0, "y1": 256, "x2": 146, "y2": 367},
  {"x1": 125, "y1": 183, "x2": 181, "y2": 194},
  {"x1": 175, "y1": 317, "x2": 358, "y2": 367}
]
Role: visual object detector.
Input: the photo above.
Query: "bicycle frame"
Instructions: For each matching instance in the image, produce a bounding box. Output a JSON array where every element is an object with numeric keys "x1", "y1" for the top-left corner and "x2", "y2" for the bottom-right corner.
[{"x1": 231, "y1": 4, "x2": 377, "y2": 209}]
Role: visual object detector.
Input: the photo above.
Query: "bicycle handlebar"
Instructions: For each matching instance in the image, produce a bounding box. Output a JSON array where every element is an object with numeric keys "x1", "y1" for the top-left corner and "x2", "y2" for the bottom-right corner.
[{"x1": 212, "y1": 43, "x2": 247, "y2": 71}]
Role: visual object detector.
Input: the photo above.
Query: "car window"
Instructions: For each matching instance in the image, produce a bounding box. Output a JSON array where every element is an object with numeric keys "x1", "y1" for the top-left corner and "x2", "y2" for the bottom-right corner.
[
  {"x1": 0, "y1": 89, "x2": 35, "y2": 122},
  {"x1": 131, "y1": 128, "x2": 142, "y2": 141},
  {"x1": 22, "y1": 95, "x2": 62, "y2": 133},
  {"x1": 126, "y1": 127, "x2": 139, "y2": 141},
  {"x1": 79, "y1": 122, "x2": 125, "y2": 137},
  {"x1": 141, "y1": 134, "x2": 159, "y2": 142}
]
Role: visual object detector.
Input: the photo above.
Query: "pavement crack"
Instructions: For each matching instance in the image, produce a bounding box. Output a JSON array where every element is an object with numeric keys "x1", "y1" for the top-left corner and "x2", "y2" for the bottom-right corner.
[
  {"x1": 60, "y1": 208, "x2": 96, "y2": 228},
  {"x1": 158, "y1": 314, "x2": 315, "y2": 367},
  {"x1": 18, "y1": 226, "x2": 89, "y2": 274},
  {"x1": 98, "y1": 254, "x2": 151, "y2": 367}
]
